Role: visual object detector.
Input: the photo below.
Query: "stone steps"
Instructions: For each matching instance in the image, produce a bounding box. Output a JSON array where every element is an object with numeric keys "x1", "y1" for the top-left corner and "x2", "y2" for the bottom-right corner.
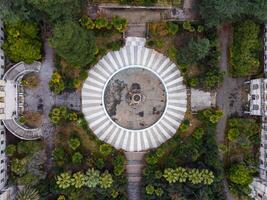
[{"x1": 82, "y1": 37, "x2": 187, "y2": 152}]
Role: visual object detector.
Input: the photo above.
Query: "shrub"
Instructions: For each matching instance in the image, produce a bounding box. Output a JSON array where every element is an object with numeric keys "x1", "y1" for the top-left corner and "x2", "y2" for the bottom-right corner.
[
  {"x1": 79, "y1": 16, "x2": 95, "y2": 29},
  {"x1": 166, "y1": 21, "x2": 179, "y2": 35},
  {"x1": 179, "y1": 119, "x2": 190, "y2": 132},
  {"x1": 49, "y1": 72, "x2": 65, "y2": 94},
  {"x1": 182, "y1": 21, "x2": 195, "y2": 32}
]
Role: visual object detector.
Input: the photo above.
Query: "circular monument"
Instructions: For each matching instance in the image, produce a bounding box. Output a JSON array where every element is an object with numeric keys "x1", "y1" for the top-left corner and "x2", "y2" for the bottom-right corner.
[{"x1": 82, "y1": 38, "x2": 187, "y2": 151}]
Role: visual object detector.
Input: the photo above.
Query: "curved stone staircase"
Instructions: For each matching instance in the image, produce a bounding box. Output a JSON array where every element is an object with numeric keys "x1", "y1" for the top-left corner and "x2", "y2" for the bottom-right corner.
[{"x1": 82, "y1": 37, "x2": 187, "y2": 152}]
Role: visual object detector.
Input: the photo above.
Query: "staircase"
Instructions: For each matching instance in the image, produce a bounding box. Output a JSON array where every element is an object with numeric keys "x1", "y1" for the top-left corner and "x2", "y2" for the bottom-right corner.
[
  {"x1": 126, "y1": 23, "x2": 146, "y2": 38},
  {"x1": 125, "y1": 151, "x2": 146, "y2": 200}
]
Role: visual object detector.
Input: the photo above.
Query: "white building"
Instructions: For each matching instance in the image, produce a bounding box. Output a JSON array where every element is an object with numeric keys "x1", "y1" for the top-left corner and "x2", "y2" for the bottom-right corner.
[{"x1": 248, "y1": 78, "x2": 267, "y2": 199}]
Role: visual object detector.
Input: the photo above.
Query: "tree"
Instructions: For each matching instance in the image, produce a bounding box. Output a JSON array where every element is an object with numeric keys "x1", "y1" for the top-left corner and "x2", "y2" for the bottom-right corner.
[
  {"x1": 16, "y1": 186, "x2": 40, "y2": 200},
  {"x1": 145, "y1": 184, "x2": 154, "y2": 195},
  {"x1": 68, "y1": 138, "x2": 80, "y2": 150},
  {"x1": 11, "y1": 158, "x2": 27, "y2": 176},
  {"x1": 6, "y1": 144, "x2": 16, "y2": 157},
  {"x1": 99, "y1": 144, "x2": 113, "y2": 157},
  {"x1": 3, "y1": 20, "x2": 41, "y2": 63},
  {"x1": 228, "y1": 128, "x2": 240, "y2": 141},
  {"x1": 163, "y1": 168, "x2": 177, "y2": 184},
  {"x1": 166, "y1": 22, "x2": 179, "y2": 35},
  {"x1": 56, "y1": 172, "x2": 72, "y2": 189},
  {"x1": 174, "y1": 167, "x2": 188, "y2": 183},
  {"x1": 228, "y1": 164, "x2": 253, "y2": 186},
  {"x1": 25, "y1": 0, "x2": 85, "y2": 23},
  {"x1": 49, "y1": 21, "x2": 96, "y2": 67},
  {"x1": 99, "y1": 171, "x2": 113, "y2": 189},
  {"x1": 111, "y1": 16, "x2": 128, "y2": 33},
  {"x1": 72, "y1": 152, "x2": 83, "y2": 164},
  {"x1": 49, "y1": 72, "x2": 65, "y2": 94},
  {"x1": 193, "y1": 128, "x2": 204, "y2": 140},
  {"x1": 85, "y1": 168, "x2": 100, "y2": 188},
  {"x1": 198, "y1": 0, "x2": 267, "y2": 27},
  {"x1": 201, "y1": 169, "x2": 215, "y2": 185},
  {"x1": 177, "y1": 37, "x2": 210, "y2": 65},
  {"x1": 187, "y1": 169, "x2": 203, "y2": 184},
  {"x1": 230, "y1": 20, "x2": 261, "y2": 77},
  {"x1": 71, "y1": 172, "x2": 86, "y2": 189}
]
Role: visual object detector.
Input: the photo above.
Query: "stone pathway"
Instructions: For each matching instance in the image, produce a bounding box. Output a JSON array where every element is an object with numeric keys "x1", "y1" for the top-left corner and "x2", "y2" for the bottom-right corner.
[
  {"x1": 125, "y1": 151, "x2": 146, "y2": 200},
  {"x1": 216, "y1": 23, "x2": 245, "y2": 200},
  {"x1": 24, "y1": 40, "x2": 81, "y2": 169}
]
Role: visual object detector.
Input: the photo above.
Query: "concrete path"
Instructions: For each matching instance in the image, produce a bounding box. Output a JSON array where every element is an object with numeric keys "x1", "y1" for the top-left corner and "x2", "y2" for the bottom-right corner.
[
  {"x1": 216, "y1": 23, "x2": 245, "y2": 200},
  {"x1": 125, "y1": 151, "x2": 146, "y2": 200}
]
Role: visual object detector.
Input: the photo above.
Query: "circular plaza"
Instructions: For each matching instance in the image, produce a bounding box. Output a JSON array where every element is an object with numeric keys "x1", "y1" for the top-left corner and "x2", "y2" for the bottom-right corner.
[{"x1": 82, "y1": 37, "x2": 187, "y2": 151}]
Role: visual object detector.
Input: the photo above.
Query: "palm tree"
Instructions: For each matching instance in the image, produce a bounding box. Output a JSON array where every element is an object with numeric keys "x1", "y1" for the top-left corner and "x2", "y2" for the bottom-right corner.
[
  {"x1": 99, "y1": 171, "x2": 113, "y2": 189},
  {"x1": 163, "y1": 168, "x2": 177, "y2": 183},
  {"x1": 188, "y1": 169, "x2": 203, "y2": 184},
  {"x1": 85, "y1": 168, "x2": 100, "y2": 188},
  {"x1": 201, "y1": 169, "x2": 214, "y2": 185},
  {"x1": 175, "y1": 167, "x2": 188, "y2": 183},
  {"x1": 71, "y1": 171, "x2": 86, "y2": 189},
  {"x1": 16, "y1": 186, "x2": 40, "y2": 200},
  {"x1": 56, "y1": 172, "x2": 72, "y2": 189}
]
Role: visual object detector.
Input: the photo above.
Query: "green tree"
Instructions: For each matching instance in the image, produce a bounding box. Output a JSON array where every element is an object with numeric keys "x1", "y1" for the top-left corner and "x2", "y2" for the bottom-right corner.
[
  {"x1": 155, "y1": 187, "x2": 164, "y2": 197},
  {"x1": 16, "y1": 186, "x2": 40, "y2": 200},
  {"x1": 68, "y1": 138, "x2": 80, "y2": 150},
  {"x1": 99, "y1": 144, "x2": 113, "y2": 157},
  {"x1": 174, "y1": 167, "x2": 188, "y2": 183},
  {"x1": 201, "y1": 169, "x2": 214, "y2": 185},
  {"x1": 228, "y1": 128, "x2": 240, "y2": 141},
  {"x1": 166, "y1": 22, "x2": 179, "y2": 35},
  {"x1": 111, "y1": 16, "x2": 128, "y2": 33},
  {"x1": 193, "y1": 127, "x2": 204, "y2": 140},
  {"x1": 99, "y1": 171, "x2": 113, "y2": 189},
  {"x1": 49, "y1": 21, "x2": 96, "y2": 67},
  {"x1": 95, "y1": 18, "x2": 108, "y2": 29},
  {"x1": 230, "y1": 20, "x2": 261, "y2": 77},
  {"x1": 5, "y1": 144, "x2": 16, "y2": 157},
  {"x1": 72, "y1": 152, "x2": 83, "y2": 164},
  {"x1": 228, "y1": 164, "x2": 254, "y2": 186},
  {"x1": 198, "y1": 0, "x2": 267, "y2": 27},
  {"x1": 26, "y1": 0, "x2": 85, "y2": 23},
  {"x1": 11, "y1": 158, "x2": 27, "y2": 176},
  {"x1": 187, "y1": 169, "x2": 203, "y2": 184},
  {"x1": 145, "y1": 184, "x2": 154, "y2": 195},
  {"x1": 56, "y1": 172, "x2": 72, "y2": 189},
  {"x1": 71, "y1": 172, "x2": 86, "y2": 189},
  {"x1": 3, "y1": 20, "x2": 41, "y2": 63},
  {"x1": 177, "y1": 37, "x2": 210, "y2": 65},
  {"x1": 163, "y1": 168, "x2": 177, "y2": 183},
  {"x1": 49, "y1": 72, "x2": 65, "y2": 94},
  {"x1": 85, "y1": 168, "x2": 100, "y2": 188}
]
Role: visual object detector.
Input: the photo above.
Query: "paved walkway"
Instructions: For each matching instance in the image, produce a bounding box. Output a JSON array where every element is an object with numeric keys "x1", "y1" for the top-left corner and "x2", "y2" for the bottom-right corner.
[
  {"x1": 125, "y1": 151, "x2": 146, "y2": 200},
  {"x1": 24, "y1": 40, "x2": 81, "y2": 168},
  {"x1": 216, "y1": 23, "x2": 245, "y2": 200}
]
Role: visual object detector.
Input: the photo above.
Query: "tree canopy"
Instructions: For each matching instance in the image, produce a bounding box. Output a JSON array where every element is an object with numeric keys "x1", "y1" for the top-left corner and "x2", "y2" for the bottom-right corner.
[
  {"x1": 2, "y1": 20, "x2": 42, "y2": 63},
  {"x1": 198, "y1": 0, "x2": 267, "y2": 27},
  {"x1": 177, "y1": 37, "x2": 210, "y2": 65},
  {"x1": 49, "y1": 21, "x2": 96, "y2": 68}
]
